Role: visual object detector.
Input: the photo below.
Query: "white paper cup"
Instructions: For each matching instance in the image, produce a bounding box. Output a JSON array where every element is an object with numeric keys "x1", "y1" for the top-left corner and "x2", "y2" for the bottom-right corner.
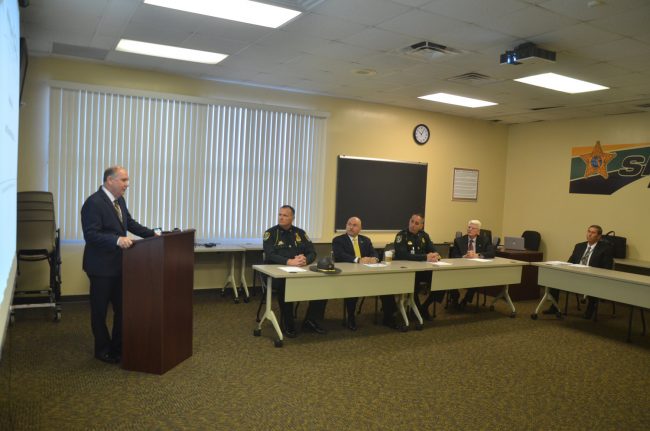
[{"x1": 384, "y1": 250, "x2": 393, "y2": 264}]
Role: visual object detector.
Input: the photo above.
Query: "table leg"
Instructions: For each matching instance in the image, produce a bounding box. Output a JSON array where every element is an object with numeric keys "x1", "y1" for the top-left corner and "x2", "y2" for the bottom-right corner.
[
  {"x1": 223, "y1": 254, "x2": 239, "y2": 303},
  {"x1": 489, "y1": 285, "x2": 517, "y2": 317},
  {"x1": 531, "y1": 286, "x2": 562, "y2": 320},
  {"x1": 239, "y1": 252, "x2": 250, "y2": 302},
  {"x1": 254, "y1": 277, "x2": 283, "y2": 346}
]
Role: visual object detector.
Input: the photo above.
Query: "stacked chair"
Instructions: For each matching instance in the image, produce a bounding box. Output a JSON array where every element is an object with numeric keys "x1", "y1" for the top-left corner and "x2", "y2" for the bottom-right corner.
[{"x1": 11, "y1": 191, "x2": 62, "y2": 324}]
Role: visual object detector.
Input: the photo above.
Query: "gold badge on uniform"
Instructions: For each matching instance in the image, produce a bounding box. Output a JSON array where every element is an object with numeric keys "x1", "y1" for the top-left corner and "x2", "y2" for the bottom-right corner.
[
  {"x1": 263, "y1": 232, "x2": 270, "y2": 241},
  {"x1": 278, "y1": 241, "x2": 284, "y2": 246},
  {"x1": 407, "y1": 241, "x2": 413, "y2": 246}
]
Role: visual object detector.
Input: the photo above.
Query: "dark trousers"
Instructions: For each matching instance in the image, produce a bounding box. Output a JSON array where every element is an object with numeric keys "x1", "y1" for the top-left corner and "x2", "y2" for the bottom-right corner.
[
  {"x1": 273, "y1": 278, "x2": 327, "y2": 324},
  {"x1": 344, "y1": 297, "x2": 358, "y2": 319},
  {"x1": 413, "y1": 271, "x2": 444, "y2": 308},
  {"x1": 88, "y1": 275, "x2": 122, "y2": 356}
]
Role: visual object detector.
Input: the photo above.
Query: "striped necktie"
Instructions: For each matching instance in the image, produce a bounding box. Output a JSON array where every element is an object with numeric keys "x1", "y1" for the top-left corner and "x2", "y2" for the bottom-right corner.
[
  {"x1": 580, "y1": 245, "x2": 592, "y2": 265},
  {"x1": 469, "y1": 238, "x2": 475, "y2": 252},
  {"x1": 113, "y1": 200, "x2": 123, "y2": 224}
]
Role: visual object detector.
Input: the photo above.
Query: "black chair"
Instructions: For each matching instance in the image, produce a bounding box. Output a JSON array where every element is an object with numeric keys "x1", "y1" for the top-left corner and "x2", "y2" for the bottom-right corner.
[{"x1": 521, "y1": 230, "x2": 541, "y2": 251}]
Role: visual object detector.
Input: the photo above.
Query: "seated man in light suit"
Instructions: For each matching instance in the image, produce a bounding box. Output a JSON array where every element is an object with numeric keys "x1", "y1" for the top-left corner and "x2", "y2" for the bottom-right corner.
[
  {"x1": 332, "y1": 216, "x2": 379, "y2": 331},
  {"x1": 543, "y1": 224, "x2": 614, "y2": 319},
  {"x1": 450, "y1": 219, "x2": 496, "y2": 309}
]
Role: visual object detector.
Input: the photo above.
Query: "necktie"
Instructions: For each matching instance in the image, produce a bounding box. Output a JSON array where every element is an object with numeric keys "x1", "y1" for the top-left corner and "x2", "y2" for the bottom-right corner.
[
  {"x1": 352, "y1": 237, "x2": 361, "y2": 259},
  {"x1": 580, "y1": 246, "x2": 592, "y2": 265},
  {"x1": 113, "y1": 200, "x2": 123, "y2": 224},
  {"x1": 469, "y1": 239, "x2": 475, "y2": 252}
]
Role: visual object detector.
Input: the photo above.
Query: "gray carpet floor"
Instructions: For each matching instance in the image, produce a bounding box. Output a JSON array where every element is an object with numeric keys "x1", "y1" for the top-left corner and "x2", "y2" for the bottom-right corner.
[{"x1": 1, "y1": 290, "x2": 649, "y2": 430}]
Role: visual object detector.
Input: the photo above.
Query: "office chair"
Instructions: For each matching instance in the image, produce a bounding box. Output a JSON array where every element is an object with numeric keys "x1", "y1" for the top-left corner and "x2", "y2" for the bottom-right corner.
[
  {"x1": 521, "y1": 230, "x2": 541, "y2": 251},
  {"x1": 12, "y1": 192, "x2": 62, "y2": 324}
]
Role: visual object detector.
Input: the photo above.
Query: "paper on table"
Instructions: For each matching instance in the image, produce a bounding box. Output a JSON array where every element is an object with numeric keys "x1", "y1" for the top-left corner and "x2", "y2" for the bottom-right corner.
[
  {"x1": 278, "y1": 266, "x2": 307, "y2": 273},
  {"x1": 364, "y1": 263, "x2": 387, "y2": 267},
  {"x1": 430, "y1": 261, "x2": 452, "y2": 266},
  {"x1": 468, "y1": 258, "x2": 492, "y2": 262},
  {"x1": 569, "y1": 263, "x2": 589, "y2": 268},
  {"x1": 545, "y1": 261, "x2": 570, "y2": 265}
]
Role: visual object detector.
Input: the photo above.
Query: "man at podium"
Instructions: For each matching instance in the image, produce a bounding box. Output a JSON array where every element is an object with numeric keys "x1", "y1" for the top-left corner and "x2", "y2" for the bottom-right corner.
[{"x1": 81, "y1": 166, "x2": 157, "y2": 364}]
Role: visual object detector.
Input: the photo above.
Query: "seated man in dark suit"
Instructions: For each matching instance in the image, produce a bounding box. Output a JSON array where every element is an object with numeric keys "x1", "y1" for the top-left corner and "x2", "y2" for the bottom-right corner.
[
  {"x1": 392, "y1": 213, "x2": 441, "y2": 323},
  {"x1": 450, "y1": 219, "x2": 496, "y2": 309},
  {"x1": 263, "y1": 204, "x2": 325, "y2": 338},
  {"x1": 332, "y1": 216, "x2": 379, "y2": 331},
  {"x1": 544, "y1": 224, "x2": 614, "y2": 318}
]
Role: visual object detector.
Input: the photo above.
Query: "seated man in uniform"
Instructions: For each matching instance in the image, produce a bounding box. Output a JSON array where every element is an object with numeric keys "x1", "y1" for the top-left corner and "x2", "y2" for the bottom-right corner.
[
  {"x1": 332, "y1": 216, "x2": 379, "y2": 331},
  {"x1": 263, "y1": 205, "x2": 326, "y2": 337},
  {"x1": 388, "y1": 213, "x2": 441, "y2": 323},
  {"x1": 450, "y1": 219, "x2": 496, "y2": 309},
  {"x1": 543, "y1": 224, "x2": 613, "y2": 319}
]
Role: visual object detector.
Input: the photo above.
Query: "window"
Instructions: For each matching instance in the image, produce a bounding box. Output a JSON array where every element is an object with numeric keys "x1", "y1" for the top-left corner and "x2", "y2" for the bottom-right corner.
[{"x1": 49, "y1": 85, "x2": 326, "y2": 242}]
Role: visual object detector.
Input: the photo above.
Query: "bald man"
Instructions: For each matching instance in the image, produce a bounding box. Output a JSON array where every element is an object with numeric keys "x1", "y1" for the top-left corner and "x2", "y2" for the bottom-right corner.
[{"x1": 332, "y1": 217, "x2": 379, "y2": 331}]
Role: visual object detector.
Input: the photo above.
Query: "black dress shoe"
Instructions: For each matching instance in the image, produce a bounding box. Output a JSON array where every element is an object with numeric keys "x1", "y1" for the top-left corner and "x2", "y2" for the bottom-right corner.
[
  {"x1": 283, "y1": 319, "x2": 298, "y2": 338},
  {"x1": 95, "y1": 352, "x2": 119, "y2": 364},
  {"x1": 542, "y1": 306, "x2": 559, "y2": 315},
  {"x1": 303, "y1": 319, "x2": 327, "y2": 334},
  {"x1": 346, "y1": 316, "x2": 357, "y2": 331},
  {"x1": 382, "y1": 316, "x2": 402, "y2": 330}
]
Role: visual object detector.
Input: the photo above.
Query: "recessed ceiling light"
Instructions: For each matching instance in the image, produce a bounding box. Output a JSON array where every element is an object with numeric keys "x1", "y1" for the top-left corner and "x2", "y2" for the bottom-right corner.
[
  {"x1": 418, "y1": 92, "x2": 497, "y2": 108},
  {"x1": 144, "y1": 0, "x2": 301, "y2": 28},
  {"x1": 514, "y1": 73, "x2": 609, "y2": 94},
  {"x1": 116, "y1": 39, "x2": 228, "y2": 64}
]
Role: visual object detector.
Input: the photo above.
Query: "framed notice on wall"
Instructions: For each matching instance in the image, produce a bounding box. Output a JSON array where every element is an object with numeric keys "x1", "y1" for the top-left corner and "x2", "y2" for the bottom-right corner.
[{"x1": 452, "y1": 168, "x2": 479, "y2": 201}]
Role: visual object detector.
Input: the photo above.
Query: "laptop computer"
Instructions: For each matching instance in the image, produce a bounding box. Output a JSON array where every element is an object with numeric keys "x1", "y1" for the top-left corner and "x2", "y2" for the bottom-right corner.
[{"x1": 504, "y1": 236, "x2": 526, "y2": 251}]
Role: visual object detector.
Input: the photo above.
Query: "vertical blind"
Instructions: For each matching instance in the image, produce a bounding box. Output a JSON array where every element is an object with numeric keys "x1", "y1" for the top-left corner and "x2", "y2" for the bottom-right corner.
[{"x1": 49, "y1": 86, "x2": 326, "y2": 242}]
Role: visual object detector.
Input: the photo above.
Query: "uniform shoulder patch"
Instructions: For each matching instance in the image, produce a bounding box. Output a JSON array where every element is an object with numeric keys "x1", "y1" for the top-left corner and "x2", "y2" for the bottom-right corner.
[
  {"x1": 396, "y1": 235, "x2": 402, "y2": 243},
  {"x1": 263, "y1": 231, "x2": 270, "y2": 241}
]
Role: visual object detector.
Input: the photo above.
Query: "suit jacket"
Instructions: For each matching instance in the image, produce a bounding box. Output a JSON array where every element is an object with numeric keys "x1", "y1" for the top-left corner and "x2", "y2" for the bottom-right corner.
[
  {"x1": 81, "y1": 187, "x2": 154, "y2": 277},
  {"x1": 332, "y1": 234, "x2": 378, "y2": 263},
  {"x1": 568, "y1": 240, "x2": 613, "y2": 269},
  {"x1": 450, "y1": 234, "x2": 496, "y2": 259}
]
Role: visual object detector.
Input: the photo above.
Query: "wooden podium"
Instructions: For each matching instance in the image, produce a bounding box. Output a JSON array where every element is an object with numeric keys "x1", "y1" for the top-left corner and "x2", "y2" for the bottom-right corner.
[{"x1": 122, "y1": 230, "x2": 195, "y2": 374}]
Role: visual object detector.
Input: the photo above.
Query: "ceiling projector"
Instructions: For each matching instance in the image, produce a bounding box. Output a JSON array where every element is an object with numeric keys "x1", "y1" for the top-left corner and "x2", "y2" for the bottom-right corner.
[{"x1": 500, "y1": 42, "x2": 556, "y2": 65}]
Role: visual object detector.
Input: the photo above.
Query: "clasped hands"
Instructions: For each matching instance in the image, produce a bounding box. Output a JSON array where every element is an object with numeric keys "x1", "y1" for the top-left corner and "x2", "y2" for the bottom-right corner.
[
  {"x1": 287, "y1": 254, "x2": 308, "y2": 266},
  {"x1": 426, "y1": 252, "x2": 441, "y2": 262},
  {"x1": 359, "y1": 256, "x2": 378, "y2": 264}
]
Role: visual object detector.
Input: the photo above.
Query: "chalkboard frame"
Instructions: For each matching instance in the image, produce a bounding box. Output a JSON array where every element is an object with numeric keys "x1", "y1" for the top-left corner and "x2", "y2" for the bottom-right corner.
[{"x1": 335, "y1": 155, "x2": 427, "y2": 231}]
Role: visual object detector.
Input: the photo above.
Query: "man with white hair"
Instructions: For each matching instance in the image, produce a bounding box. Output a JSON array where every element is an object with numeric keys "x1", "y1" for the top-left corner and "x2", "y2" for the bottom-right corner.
[{"x1": 449, "y1": 219, "x2": 495, "y2": 308}]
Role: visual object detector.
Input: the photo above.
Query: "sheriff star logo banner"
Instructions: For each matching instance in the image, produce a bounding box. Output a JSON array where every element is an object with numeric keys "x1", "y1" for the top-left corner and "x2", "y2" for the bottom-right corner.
[{"x1": 570, "y1": 141, "x2": 650, "y2": 195}]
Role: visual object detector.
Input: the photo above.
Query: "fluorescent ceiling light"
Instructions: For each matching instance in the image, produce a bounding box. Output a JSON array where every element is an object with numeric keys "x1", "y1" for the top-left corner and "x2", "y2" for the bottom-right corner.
[
  {"x1": 144, "y1": 0, "x2": 301, "y2": 28},
  {"x1": 116, "y1": 39, "x2": 228, "y2": 64},
  {"x1": 514, "y1": 73, "x2": 609, "y2": 94},
  {"x1": 418, "y1": 93, "x2": 497, "y2": 108}
]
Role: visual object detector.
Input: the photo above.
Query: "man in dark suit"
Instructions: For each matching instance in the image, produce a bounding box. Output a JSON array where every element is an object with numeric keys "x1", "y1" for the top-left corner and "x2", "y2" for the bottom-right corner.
[
  {"x1": 543, "y1": 224, "x2": 614, "y2": 318},
  {"x1": 332, "y1": 216, "x2": 379, "y2": 331},
  {"x1": 81, "y1": 166, "x2": 156, "y2": 364},
  {"x1": 392, "y1": 213, "x2": 441, "y2": 323},
  {"x1": 450, "y1": 219, "x2": 496, "y2": 308},
  {"x1": 263, "y1": 205, "x2": 323, "y2": 338}
]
